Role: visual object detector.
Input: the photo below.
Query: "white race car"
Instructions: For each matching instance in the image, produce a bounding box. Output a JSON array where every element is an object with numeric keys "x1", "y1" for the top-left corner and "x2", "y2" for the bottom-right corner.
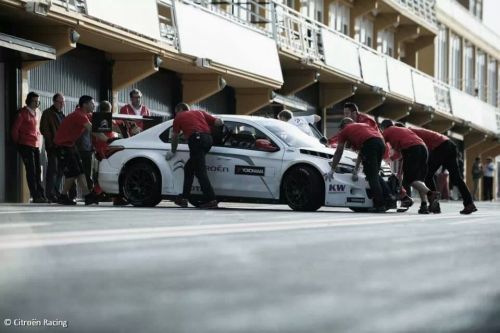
[{"x1": 98, "y1": 115, "x2": 391, "y2": 211}]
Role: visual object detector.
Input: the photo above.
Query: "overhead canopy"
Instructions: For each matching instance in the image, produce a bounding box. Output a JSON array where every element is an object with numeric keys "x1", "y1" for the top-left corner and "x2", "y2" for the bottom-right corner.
[{"x1": 0, "y1": 32, "x2": 56, "y2": 61}]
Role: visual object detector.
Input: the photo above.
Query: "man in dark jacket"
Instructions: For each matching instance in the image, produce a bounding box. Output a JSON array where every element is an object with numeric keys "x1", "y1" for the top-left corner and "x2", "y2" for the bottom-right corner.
[{"x1": 40, "y1": 92, "x2": 66, "y2": 202}]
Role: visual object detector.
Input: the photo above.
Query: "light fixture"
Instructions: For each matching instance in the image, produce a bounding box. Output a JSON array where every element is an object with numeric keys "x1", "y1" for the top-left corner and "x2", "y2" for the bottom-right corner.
[
  {"x1": 70, "y1": 29, "x2": 80, "y2": 44},
  {"x1": 154, "y1": 55, "x2": 163, "y2": 68}
]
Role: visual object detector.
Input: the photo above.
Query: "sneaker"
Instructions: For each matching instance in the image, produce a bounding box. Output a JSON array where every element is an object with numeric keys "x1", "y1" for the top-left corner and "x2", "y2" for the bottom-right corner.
[
  {"x1": 198, "y1": 200, "x2": 218, "y2": 209},
  {"x1": 427, "y1": 191, "x2": 440, "y2": 213},
  {"x1": 460, "y1": 204, "x2": 477, "y2": 215},
  {"x1": 113, "y1": 197, "x2": 129, "y2": 206},
  {"x1": 367, "y1": 206, "x2": 386, "y2": 213},
  {"x1": 32, "y1": 196, "x2": 48, "y2": 204},
  {"x1": 84, "y1": 192, "x2": 99, "y2": 206},
  {"x1": 174, "y1": 197, "x2": 188, "y2": 208},
  {"x1": 430, "y1": 201, "x2": 441, "y2": 214},
  {"x1": 400, "y1": 195, "x2": 414, "y2": 208},
  {"x1": 58, "y1": 194, "x2": 76, "y2": 205},
  {"x1": 418, "y1": 203, "x2": 430, "y2": 214}
]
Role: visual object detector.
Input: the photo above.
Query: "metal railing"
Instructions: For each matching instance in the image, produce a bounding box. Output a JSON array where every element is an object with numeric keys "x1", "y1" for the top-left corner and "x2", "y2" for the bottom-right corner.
[{"x1": 51, "y1": 0, "x2": 86, "y2": 13}]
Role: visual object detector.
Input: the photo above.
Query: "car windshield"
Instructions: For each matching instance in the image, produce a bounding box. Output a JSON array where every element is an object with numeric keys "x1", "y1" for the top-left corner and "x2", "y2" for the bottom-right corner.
[{"x1": 263, "y1": 121, "x2": 326, "y2": 148}]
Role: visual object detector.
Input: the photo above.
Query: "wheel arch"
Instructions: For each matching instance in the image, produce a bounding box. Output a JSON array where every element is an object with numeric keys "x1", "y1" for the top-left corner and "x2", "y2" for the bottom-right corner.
[
  {"x1": 119, "y1": 157, "x2": 163, "y2": 194},
  {"x1": 279, "y1": 162, "x2": 325, "y2": 204}
]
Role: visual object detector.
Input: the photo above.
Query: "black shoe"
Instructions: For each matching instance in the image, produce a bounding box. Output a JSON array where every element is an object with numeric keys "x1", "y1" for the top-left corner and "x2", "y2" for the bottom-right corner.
[
  {"x1": 58, "y1": 194, "x2": 76, "y2": 205},
  {"x1": 427, "y1": 191, "x2": 440, "y2": 213},
  {"x1": 418, "y1": 203, "x2": 430, "y2": 214},
  {"x1": 174, "y1": 197, "x2": 188, "y2": 208},
  {"x1": 400, "y1": 195, "x2": 414, "y2": 208},
  {"x1": 32, "y1": 196, "x2": 48, "y2": 204},
  {"x1": 367, "y1": 206, "x2": 386, "y2": 213},
  {"x1": 430, "y1": 201, "x2": 441, "y2": 214},
  {"x1": 460, "y1": 204, "x2": 477, "y2": 215},
  {"x1": 113, "y1": 197, "x2": 129, "y2": 206},
  {"x1": 198, "y1": 200, "x2": 218, "y2": 209},
  {"x1": 84, "y1": 192, "x2": 99, "y2": 206}
]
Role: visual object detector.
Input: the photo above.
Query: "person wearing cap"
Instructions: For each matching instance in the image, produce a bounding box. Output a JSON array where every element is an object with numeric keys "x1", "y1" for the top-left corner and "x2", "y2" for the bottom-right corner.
[
  {"x1": 277, "y1": 109, "x2": 321, "y2": 137},
  {"x1": 483, "y1": 157, "x2": 495, "y2": 201},
  {"x1": 328, "y1": 117, "x2": 387, "y2": 212},
  {"x1": 380, "y1": 119, "x2": 440, "y2": 214},
  {"x1": 408, "y1": 126, "x2": 476, "y2": 214},
  {"x1": 166, "y1": 103, "x2": 224, "y2": 209}
]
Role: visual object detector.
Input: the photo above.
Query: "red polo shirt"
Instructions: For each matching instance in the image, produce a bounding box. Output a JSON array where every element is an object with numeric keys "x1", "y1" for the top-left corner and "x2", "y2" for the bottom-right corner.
[
  {"x1": 120, "y1": 104, "x2": 150, "y2": 130},
  {"x1": 173, "y1": 110, "x2": 216, "y2": 140},
  {"x1": 337, "y1": 123, "x2": 383, "y2": 151},
  {"x1": 409, "y1": 127, "x2": 448, "y2": 151},
  {"x1": 54, "y1": 109, "x2": 91, "y2": 147},
  {"x1": 356, "y1": 113, "x2": 378, "y2": 130},
  {"x1": 11, "y1": 106, "x2": 41, "y2": 148},
  {"x1": 382, "y1": 126, "x2": 425, "y2": 151}
]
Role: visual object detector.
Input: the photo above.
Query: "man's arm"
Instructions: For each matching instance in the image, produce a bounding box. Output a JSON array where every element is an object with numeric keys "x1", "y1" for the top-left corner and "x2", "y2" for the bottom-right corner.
[
  {"x1": 329, "y1": 143, "x2": 345, "y2": 171},
  {"x1": 354, "y1": 152, "x2": 362, "y2": 172},
  {"x1": 170, "y1": 132, "x2": 179, "y2": 153},
  {"x1": 84, "y1": 122, "x2": 108, "y2": 142},
  {"x1": 214, "y1": 117, "x2": 224, "y2": 127}
]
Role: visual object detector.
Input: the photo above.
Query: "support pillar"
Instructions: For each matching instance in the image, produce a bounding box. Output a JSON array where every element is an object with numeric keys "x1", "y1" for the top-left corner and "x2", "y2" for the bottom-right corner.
[
  {"x1": 235, "y1": 88, "x2": 273, "y2": 115},
  {"x1": 319, "y1": 83, "x2": 357, "y2": 109},
  {"x1": 280, "y1": 70, "x2": 319, "y2": 96},
  {"x1": 181, "y1": 73, "x2": 226, "y2": 105}
]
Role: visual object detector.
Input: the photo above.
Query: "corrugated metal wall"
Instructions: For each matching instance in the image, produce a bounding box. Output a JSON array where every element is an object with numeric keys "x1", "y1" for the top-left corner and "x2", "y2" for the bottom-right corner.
[
  {"x1": 117, "y1": 69, "x2": 180, "y2": 118},
  {"x1": 29, "y1": 46, "x2": 107, "y2": 115}
]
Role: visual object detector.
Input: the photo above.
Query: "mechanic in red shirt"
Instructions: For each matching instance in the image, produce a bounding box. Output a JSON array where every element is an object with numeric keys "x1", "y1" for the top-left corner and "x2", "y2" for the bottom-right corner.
[
  {"x1": 329, "y1": 118, "x2": 387, "y2": 212},
  {"x1": 328, "y1": 102, "x2": 379, "y2": 146},
  {"x1": 11, "y1": 92, "x2": 47, "y2": 203},
  {"x1": 119, "y1": 89, "x2": 150, "y2": 136},
  {"x1": 166, "y1": 103, "x2": 224, "y2": 209},
  {"x1": 380, "y1": 119, "x2": 440, "y2": 214},
  {"x1": 409, "y1": 127, "x2": 476, "y2": 214},
  {"x1": 54, "y1": 95, "x2": 110, "y2": 205}
]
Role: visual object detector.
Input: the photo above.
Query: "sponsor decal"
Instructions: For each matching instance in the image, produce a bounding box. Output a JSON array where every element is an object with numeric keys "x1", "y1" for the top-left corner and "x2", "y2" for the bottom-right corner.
[
  {"x1": 207, "y1": 165, "x2": 229, "y2": 173},
  {"x1": 328, "y1": 184, "x2": 346, "y2": 192},
  {"x1": 347, "y1": 197, "x2": 365, "y2": 203},
  {"x1": 235, "y1": 165, "x2": 265, "y2": 176}
]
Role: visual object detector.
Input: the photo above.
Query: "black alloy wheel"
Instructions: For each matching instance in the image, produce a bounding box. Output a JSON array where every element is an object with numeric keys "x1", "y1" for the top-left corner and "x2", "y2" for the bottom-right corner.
[
  {"x1": 282, "y1": 165, "x2": 323, "y2": 211},
  {"x1": 121, "y1": 161, "x2": 162, "y2": 207}
]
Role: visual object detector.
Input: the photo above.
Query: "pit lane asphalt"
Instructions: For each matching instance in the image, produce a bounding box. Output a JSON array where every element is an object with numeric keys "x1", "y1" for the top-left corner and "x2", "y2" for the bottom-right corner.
[{"x1": 1, "y1": 200, "x2": 499, "y2": 333}]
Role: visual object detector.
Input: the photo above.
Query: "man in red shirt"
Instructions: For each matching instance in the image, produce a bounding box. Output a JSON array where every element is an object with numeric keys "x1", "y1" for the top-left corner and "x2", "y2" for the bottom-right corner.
[
  {"x1": 329, "y1": 118, "x2": 387, "y2": 212},
  {"x1": 11, "y1": 92, "x2": 47, "y2": 203},
  {"x1": 380, "y1": 119, "x2": 440, "y2": 214},
  {"x1": 409, "y1": 127, "x2": 476, "y2": 214},
  {"x1": 119, "y1": 89, "x2": 150, "y2": 137},
  {"x1": 54, "y1": 95, "x2": 110, "y2": 205},
  {"x1": 166, "y1": 103, "x2": 223, "y2": 209},
  {"x1": 328, "y1": 102, "x2": 378, "y2": 147}
]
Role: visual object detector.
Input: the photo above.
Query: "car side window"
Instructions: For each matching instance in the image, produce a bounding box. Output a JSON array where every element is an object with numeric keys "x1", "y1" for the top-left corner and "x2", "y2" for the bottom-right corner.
[
  {"x1": 217, "y1": 121, "x2": 277, "y2": 151},
  {"x1": 159, "y1": 126, "x2": 186, "y2": 144}
]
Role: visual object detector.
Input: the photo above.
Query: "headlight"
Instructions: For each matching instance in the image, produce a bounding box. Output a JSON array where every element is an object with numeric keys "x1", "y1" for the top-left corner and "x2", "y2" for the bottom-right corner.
[{"x1": 335, "y1": 163, "x2": 354, "y2": 174}]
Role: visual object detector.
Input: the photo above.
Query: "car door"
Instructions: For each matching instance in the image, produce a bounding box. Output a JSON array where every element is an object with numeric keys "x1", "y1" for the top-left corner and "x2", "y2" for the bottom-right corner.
[
  {"x1": 208, "y1": 120, "x2": 285, "y2": 199},
  {"x1": 159, "y1": 126, "x2": 190, "y2": 195}
]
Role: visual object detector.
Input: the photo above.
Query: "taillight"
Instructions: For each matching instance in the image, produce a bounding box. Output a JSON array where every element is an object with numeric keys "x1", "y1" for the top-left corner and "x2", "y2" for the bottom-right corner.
[{"x1": 104, "y1": 146, "x2": 124, "y2": 159}]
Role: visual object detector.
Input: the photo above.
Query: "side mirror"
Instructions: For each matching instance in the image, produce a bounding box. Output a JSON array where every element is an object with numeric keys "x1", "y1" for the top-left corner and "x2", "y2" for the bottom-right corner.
[{"x1": 255, "y1": 139, "x2": 279, "y2": 152}]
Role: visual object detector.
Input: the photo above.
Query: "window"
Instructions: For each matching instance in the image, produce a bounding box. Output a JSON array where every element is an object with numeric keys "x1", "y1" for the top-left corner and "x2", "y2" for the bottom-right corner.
[
  {"x1": 159, "y1": 126, "x2": 186, "y2": 144},
  {"x1": 476, "y1": 50, "x2": 486, "y2": 100},
  {"x1": 487, "y1": 59, "x2": 497, "y2": 106},
  {"x1": 450, "y1": 33, "x2": 462, "y2": 89},
  {"x1": 437, "y1": 25, "x2": 448, "y2": 83},
  {"x1": 377, "y1": 29, "x2": 395, "y2": 57},
  {"x1": 464, "y1": 42, "x2": 475, "y2": 94},
  {"x1": 300, "y1": 0, "x2": 324, "y2": 22},
  {"x1": 218, "y1": 121, "x2": 277, "y2": 151},
  {"x1": 355, "y1": 15, "x2": 374, "y2": 48},
  {"x1": 328, "y1": 1, "x2": 350, "y2": 35}
]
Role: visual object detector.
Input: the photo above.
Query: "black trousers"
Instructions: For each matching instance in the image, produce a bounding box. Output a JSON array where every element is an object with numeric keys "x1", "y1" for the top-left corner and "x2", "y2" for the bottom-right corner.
[
  {"x1": 483, "y1": 176, "x2": 493, "y2": 201},
  {"x1": 182, "y1": 132, "x2": 215, "y2": 202},
  {"x1": 45, "y1": 149, "x2": 63, "y2": 198},
  {"x1": 361, "y1": 137, "x2": 385, "y2": 208},
  {"x1": 18, "y1": 144, "x2": 44, "y2": 199},
  {"x1": 425, "y1": 140, "x2": 473, "y2": 206}
]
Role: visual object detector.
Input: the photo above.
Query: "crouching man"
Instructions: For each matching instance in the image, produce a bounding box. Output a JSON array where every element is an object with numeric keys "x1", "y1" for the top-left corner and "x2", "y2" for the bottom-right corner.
[{"x1": 329, "y1": 117, "x2": 387, "y2": 212}]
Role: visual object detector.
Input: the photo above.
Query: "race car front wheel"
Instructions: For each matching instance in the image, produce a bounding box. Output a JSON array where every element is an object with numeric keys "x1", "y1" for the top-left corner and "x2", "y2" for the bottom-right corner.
[
  {"x1": 282, "y1": 165, "x2": 323, "y2": 211},
  {"x1": 121, "y1": 161, "x2": 162, "y2": 207}
]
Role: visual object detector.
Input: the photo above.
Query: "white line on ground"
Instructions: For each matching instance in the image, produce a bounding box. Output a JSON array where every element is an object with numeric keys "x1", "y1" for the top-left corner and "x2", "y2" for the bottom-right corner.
[
  {"x1": 0, "y1": 213, "x2": 486, "y2": 250},
  {"x1": 0, "y1": 208, "x2": 120, "y2": 215},
  {"x1": 0, "y1": 222, "x2": 52, "y2": 229}
]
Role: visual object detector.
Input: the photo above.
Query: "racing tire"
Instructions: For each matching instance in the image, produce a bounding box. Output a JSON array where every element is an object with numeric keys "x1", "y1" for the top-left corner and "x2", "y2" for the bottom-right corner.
[
  {"x1": 121, "y1": 161, "x2": 162, "y2": 207},
  {"x1": 282, "y1": 165, "x2": 323, "y2": 212}
]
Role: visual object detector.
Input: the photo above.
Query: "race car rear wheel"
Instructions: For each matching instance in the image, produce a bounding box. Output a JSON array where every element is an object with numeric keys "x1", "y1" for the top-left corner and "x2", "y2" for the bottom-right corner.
[
  {"x1": 121, "y1": 161, "x2": 162, "y2": 207},
  {"x1": 282, "y1": 165, "x2": 323, "y2": 211}
]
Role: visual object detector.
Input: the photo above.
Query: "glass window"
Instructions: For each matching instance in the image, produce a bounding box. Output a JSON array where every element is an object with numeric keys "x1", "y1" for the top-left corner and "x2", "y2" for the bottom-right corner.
[
  {"x1": 329, "y1": 1, "x2": 350, "y2": 35},
  {"x1": 487, "y1": 59, "x2": 497, "y2": 106},
  {"x1": 263, "y1": 121, "x2": 325, "y2": 149},
  {"x1": 159, "y1": 127, "x2": 186, "y2": 144},
  {"x1": 355, "y1": 15, "x2": 374, "y2": 48},
  {"x1": 464, "y1": 42, "x2": 475, "y2": 94},
  {"x1": 437, "y1": 25, "x2": 448, "y2": 83},
  {"x1": 216, "y1": 121, "x2": 278, "y2": 151},
  {"x1": 450, "y1": 33, "x2": 462, "y2": 89},
  {"x1": 377, "y1": 29, "x2": 395, "y2": 57},
  {"x1": 476, "y1": 50, "x2": 486, "y2": 100}
]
